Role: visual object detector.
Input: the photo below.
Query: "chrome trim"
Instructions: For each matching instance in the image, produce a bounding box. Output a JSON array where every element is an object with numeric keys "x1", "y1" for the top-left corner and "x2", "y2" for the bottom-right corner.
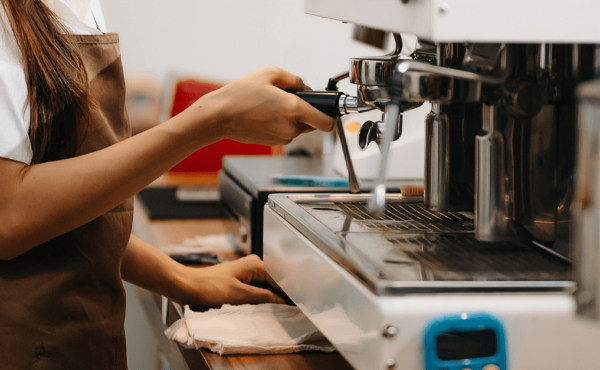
[
  {"x1": 339, "y1": 95, "x2": 374, "y2": 114},
  {"x1": 397, "y1": 60, "x2": 505, "y2": 85}
]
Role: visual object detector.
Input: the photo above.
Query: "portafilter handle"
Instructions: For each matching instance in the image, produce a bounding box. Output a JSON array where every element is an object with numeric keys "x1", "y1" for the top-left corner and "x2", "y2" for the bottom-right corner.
[
  {"x1": 294, "y1": 90, "x2": 363, "y2": 194},
  {"x1": 294, "y1": 91, "x2": 343, "y2": 117},
  {"x1": 294, "y1": 91, "x2": 373, "y2": 116}
]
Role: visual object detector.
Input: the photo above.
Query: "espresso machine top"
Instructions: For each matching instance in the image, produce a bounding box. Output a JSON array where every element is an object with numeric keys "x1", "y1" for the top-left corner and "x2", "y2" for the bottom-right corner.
[{"x1": 305, "y1": 0, "x2": 600, "y2": 43}]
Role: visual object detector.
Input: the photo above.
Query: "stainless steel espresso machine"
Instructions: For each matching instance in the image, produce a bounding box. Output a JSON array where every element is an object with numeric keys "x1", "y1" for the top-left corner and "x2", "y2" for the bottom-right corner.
[{"x1": 264, "y1": 1, "x2": 600, "y2": 369}]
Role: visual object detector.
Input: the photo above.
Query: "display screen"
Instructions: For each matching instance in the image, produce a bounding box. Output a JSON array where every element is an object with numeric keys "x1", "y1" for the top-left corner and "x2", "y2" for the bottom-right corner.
[{"x1": 436, "y1": 329, "x2": 497, "y2": 361}]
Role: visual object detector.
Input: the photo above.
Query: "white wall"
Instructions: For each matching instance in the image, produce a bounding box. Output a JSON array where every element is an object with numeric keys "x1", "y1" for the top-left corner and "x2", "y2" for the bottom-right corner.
[{"x1": 100, "y1": 0, "x2": 389, "y2": 92}]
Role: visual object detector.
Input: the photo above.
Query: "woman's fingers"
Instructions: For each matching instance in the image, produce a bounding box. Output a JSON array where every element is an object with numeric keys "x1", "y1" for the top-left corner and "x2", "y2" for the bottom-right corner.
[
  {"x1": 182, "y1": 255, "x2": 290, "y2": 307},
  {"x1": 264, "y1": 271, "x2": 287, "y2": 297},
  {"x1": 262, "y1": 66, "x2": 335, "y2": 132},
  {"x1": 299, "y1": 123, "x2": 316, "y2": 134},
  {"x1": 222, "y1": 255, "x2": 287, "y2": 304},
  {"x1": 266, "y1": 65, "x2": 310, "y2": 91},
  {"x1": 293, "y1": 97, "x2": 335, "y2": 132},
  {"x1": 227, "y1": 255, "x2": 265, "y2": 283},
  {"x1": 234, "y1": 282, "x2": 286, "y2": 305},
  {"x1": 233, "y1": 255, "x2": 287, "y2": 298},
  {"x1": 195, "y1": 65, "x2": 335, "y2": 146}
]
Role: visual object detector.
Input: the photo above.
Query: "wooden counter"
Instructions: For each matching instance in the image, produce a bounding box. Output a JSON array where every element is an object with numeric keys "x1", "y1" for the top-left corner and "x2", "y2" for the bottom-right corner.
[{"x1": 131, "y1": 175, "x2": 353, "y2": 370}]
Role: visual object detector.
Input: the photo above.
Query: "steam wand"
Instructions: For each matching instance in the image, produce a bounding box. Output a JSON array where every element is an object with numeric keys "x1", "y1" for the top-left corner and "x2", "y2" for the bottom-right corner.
[
  {"x1": 333, "y1": 116, "x2": 361, "y2": 193},
  {"x1": 325, "y1": 71, "x2": 360, "y2": 194}
]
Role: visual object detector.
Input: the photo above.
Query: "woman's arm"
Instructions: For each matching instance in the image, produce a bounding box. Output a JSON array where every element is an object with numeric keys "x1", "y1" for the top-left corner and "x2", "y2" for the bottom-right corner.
[
  {"x1": 121, "y1": 234, "x2": 285, "y2": 306},
  {"x1": 0, "y1": 66, "x2": 334, "y2": 260}
]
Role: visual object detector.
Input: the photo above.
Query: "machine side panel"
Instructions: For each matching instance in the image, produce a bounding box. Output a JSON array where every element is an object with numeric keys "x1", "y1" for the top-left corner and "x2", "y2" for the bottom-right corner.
[{"x1": 263, "y1": 206, "x2": 385, "y2": 370}]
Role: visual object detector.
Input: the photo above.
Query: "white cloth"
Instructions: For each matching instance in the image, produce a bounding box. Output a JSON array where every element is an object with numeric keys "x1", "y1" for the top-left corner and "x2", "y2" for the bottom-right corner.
[
  {"x1": 0, "y1": 0, "x2": 107, "y2": 165},
  {"x1": 165, "y1": 304, "x2": 336, "y2": 355}
]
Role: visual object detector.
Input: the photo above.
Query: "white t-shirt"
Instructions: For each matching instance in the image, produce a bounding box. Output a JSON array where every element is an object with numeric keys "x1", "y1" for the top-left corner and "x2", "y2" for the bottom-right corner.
[{"x1": 0, "y1": 0, "x2": 107, "y2": 165}]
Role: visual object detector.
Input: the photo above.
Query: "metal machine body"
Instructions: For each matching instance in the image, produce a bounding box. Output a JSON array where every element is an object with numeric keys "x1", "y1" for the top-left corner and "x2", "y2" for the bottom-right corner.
[
  {"x1": 264, "y1": 194, "x2": 600, "y2": 370},
  {"x1": 263, "y1": 1, "x2": 600, "y2": 369},
  {"x1": 344, "y1": 41, "x2": 595, "y2": 245}
]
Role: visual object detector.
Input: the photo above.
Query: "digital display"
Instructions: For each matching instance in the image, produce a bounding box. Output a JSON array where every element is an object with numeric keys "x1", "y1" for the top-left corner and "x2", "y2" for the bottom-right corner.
[{"x1": 436, "y1": 329, "x2": 497, "y2": 361}]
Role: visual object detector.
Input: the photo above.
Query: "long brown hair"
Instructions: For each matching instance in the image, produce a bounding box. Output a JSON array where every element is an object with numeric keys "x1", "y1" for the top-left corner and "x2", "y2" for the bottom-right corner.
[{"x1": 1, "y1": 0, "x2": 93, "y2": 163}]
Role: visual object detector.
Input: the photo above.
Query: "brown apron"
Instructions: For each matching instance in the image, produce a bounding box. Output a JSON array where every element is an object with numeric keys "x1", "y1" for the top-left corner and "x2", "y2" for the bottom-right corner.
[{"x1": 0, "y1": 33, "x2": 133, "y2": 370}]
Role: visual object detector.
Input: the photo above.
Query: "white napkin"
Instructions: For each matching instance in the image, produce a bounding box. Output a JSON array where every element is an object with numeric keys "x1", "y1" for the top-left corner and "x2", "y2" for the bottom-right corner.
[{"x1": 165, "y1": 304, "x2": 335, "y2": 355}]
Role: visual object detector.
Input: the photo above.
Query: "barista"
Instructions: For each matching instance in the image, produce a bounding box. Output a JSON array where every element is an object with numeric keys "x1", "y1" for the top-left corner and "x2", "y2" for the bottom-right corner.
[{"x1": 0, "y1": 0, "x2": 334, "y2": 368}]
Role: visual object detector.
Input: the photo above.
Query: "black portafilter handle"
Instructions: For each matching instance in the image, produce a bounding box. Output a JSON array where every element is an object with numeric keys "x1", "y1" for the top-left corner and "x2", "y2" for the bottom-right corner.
[{"x1": 294, "y1": 91, "x2": 343, "y2": 117}]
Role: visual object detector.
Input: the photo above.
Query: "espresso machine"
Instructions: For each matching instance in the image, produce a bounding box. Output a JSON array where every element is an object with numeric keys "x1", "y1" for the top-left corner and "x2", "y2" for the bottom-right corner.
[{"x1": 263, "y1": 1, "x2": 600, "y2": 370}]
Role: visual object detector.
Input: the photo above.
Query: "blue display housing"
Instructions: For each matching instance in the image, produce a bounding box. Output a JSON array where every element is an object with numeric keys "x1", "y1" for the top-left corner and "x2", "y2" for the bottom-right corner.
[{"x1": 423, "y1": 312, "x2": 507, "y2": 370}]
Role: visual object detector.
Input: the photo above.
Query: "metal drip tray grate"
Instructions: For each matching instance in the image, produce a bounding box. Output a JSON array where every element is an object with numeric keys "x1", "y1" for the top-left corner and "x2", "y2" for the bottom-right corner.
[
  {"x1": 273, "y1": 194, "x2": 573, "y2": 294},
  {"x1": 336, "y1": 201, "x2": 473, "y2": 233},
  {"x1": 381, "y1": 234, "x2": 569, "y2": 281}
]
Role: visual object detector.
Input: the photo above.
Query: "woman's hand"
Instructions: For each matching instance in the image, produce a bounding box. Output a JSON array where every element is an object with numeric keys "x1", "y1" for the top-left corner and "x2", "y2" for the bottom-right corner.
[
  {"x1": 0, "y1": 66, "x2": 333, "y2": 259},
  {"x1": 191, "y1": 65, "x2": 335, "y2": 146},
  {"x1": 178, "y1": 255, "x2": 286, "y2": 307},
  {"x1": 121, "y1": 236, "x2": 285, "y2": 308}
]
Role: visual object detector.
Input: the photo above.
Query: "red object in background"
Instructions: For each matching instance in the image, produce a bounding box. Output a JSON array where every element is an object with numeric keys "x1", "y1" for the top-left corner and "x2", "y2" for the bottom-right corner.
[{"x1": 168, "y1": 79, "x2": 278, "y2": 173}]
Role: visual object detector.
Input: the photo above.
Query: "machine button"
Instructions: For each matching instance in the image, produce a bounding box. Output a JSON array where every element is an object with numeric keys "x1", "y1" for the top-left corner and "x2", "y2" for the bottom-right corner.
[
  {"x1": 483, "y1": 365, "x2": 500, "y2": 370},
  {"x1": 385, "y1": 358, "x2": 396, "y2": 368},
  {"x1": 382, "y1": 325, "x2": 399, "y2": 338}
]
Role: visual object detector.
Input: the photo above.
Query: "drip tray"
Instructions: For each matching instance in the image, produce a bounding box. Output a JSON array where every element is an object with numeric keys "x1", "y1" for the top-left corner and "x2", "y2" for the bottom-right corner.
[
  {"x1": 268, "y1": 194, "x2": 573, "y2": 295},
  {"x1": 335, "y1": 201, "x2": 474, "y2": 232},
  {"x1": 379, "y1": 233, "x2": 567, "y2": 281}
]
